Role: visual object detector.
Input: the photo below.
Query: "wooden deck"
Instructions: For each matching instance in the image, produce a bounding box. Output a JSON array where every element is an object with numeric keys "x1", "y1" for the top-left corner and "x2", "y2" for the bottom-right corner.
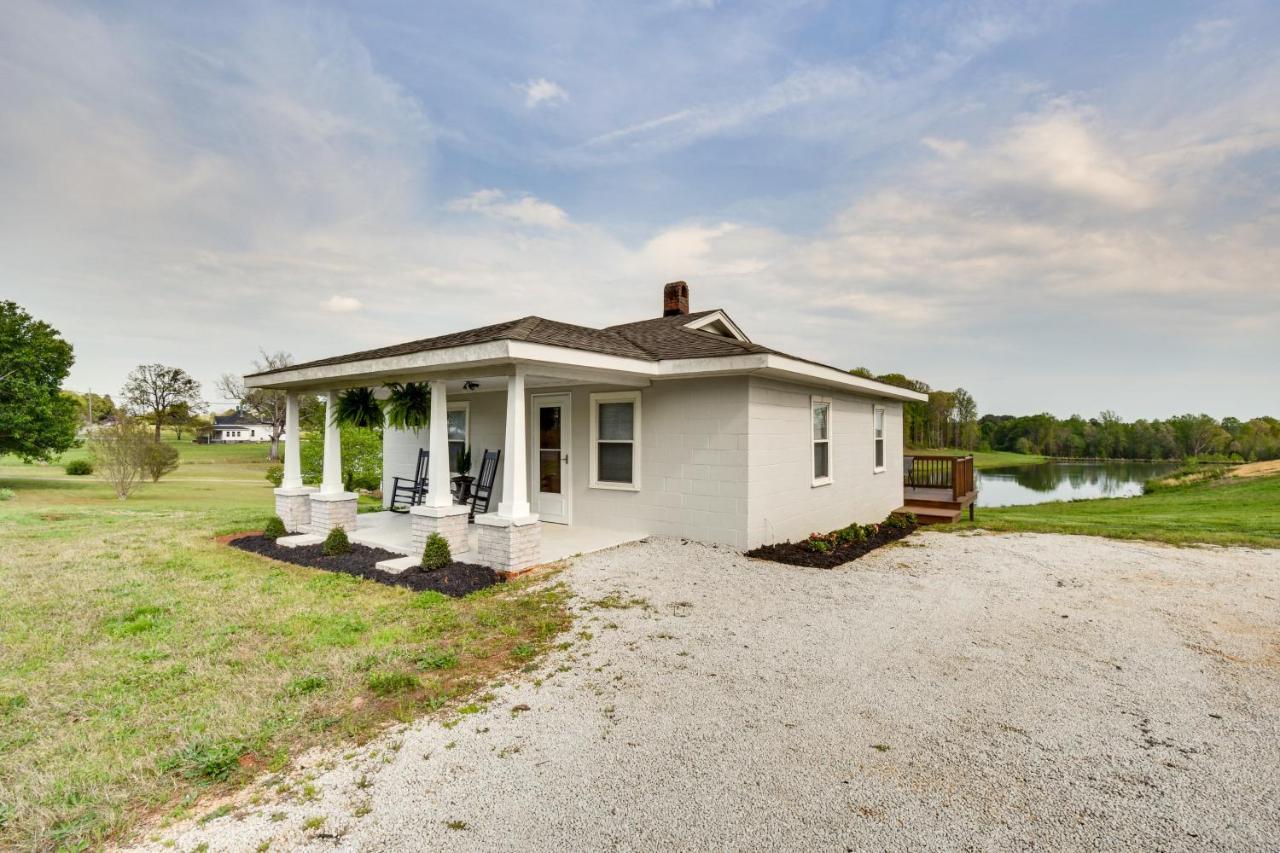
[{"x1": 899, "y1": 455, "x2": 977, "y2": 524}]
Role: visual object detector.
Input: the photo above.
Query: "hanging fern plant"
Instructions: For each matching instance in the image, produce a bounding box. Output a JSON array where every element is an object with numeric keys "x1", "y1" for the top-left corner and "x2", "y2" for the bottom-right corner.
[
  {"x1": 384, "y1": 382, "x2": 432, "y2": 430},
  {"x1": 333, "y1": 387, "x2": 384, "y2": 429}
]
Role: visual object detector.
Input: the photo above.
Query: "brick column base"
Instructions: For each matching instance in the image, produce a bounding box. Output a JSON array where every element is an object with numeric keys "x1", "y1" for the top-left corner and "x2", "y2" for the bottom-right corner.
[
  {"x1": 410, "y1": 504, "x2": 471, "y2": 557},
  {"x1": 274, "y1": 486, "x2": 318, "y2": 533},
  {"x1": 308, "y1": 492, "x2": 358, "y2": 535},
  {"x1": 475, "y1": 513, "x2": 541, "y2": 578}
]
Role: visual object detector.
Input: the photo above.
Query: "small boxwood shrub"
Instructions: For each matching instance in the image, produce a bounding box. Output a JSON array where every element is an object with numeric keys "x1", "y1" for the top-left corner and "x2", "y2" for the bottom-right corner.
[
  {"x1": 65, "y1": 459, "x2": 93, "y2": 476},
  {"x1": 265, "y1": 464, "x2": 284, "y2": 487},
  {"x1": 421, "y1": 532, "x2": 451, "y2": 570},
  {"x1": 263, "y1": 515, "x2": 287, "y2": 539},
  {"x1": 322, "y1": 526, "x2": 351, "y2": 556}
]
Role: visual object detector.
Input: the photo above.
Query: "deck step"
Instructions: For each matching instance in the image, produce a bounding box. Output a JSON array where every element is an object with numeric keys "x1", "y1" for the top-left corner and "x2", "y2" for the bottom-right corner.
[{"x1": 900, "y1": 504, "x2": 962, "y2": 524}]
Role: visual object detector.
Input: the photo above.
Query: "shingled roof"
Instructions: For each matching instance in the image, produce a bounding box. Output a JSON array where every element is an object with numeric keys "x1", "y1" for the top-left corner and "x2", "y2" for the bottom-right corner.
[{"x1": 247, "y1": 307, "x2": 785, "y2": 379}]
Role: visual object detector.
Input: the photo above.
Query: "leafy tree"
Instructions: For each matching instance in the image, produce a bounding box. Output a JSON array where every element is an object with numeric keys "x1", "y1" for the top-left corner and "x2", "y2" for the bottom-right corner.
[
  {"x1": 0, "y1": 301, "x2": 80, "y2": 461},
  {"x1": 301, "y1": 426, "x2": 382, "y2": 491},
  {"x1": 140, "y1": 442, "x2": 180, "y2": 482},
  {"x1": 122, "y1": 364, "x2": 203, "y2": 442},
  {"x1": 166, "y1": 401, "x2": 205, "y2": 441},
  {"x1": 66, "y1": 391, "x2": 117, "y2": 426},
  {"x1": 89, "y1": 417, "x2": 151, "y2": 499},
  {"x1": 217, "y1": 350, "x2": 318, "y2": 461},
  {"x1": 1168, "y1": 413, "x2": 1229, "y2": 458}
]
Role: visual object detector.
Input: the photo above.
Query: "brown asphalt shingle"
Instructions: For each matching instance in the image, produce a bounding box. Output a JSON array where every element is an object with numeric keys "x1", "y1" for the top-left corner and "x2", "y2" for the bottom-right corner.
[{"x1": 247, "y1": 308, "x2": 841, "y2": 379}]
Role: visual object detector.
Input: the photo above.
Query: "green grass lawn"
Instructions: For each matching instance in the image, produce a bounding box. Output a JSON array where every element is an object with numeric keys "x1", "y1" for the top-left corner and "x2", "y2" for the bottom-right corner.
[
  {"x1": 906, "y1": 447, "x2": 1047, "y2": 468},
  {"x1": 947, "y1": 473, "x2": 1280, "y2": 548},
  {"x1": 0, "y1": 447, "x2": 569, "y2": 849}
]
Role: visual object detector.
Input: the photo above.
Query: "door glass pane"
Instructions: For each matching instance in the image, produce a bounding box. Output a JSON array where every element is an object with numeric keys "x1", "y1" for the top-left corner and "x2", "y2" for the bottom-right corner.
[
  {"x1": 813, "y1": 403, "x2": 829, "y2": 440},
  {"x1": 598, "y1": 442, "x2": 633, "y2": 483},
  {"x1": 598, "y1": 402, "x2": 633, "y2": 441},
  {"x1": 447, "y1": 409, "x2": 467, "y2": 442},
  {"x1": 814, "y1": 442, "x2": 829, "y2": 479},
  {"x1": 539, "y1": 405, "x2": 561, "y2": 450},
  {"x1": 539, "y1": 450, "x2": 561, "y2": 494}
]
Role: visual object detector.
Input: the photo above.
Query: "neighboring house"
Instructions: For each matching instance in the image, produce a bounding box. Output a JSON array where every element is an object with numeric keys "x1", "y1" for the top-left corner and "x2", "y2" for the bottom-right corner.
[
  {"x1": 210, "y1": 413, "x2": 275, "y2": 443},
  {"x1": 245, "y1": 282, "x2": 927, "y2": 576}
]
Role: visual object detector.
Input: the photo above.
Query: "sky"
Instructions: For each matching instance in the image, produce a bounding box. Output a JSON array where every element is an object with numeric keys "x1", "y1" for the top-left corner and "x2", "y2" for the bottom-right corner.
[{"x1": 2, "y1": 0, "x2": 1277, "y2": 420}]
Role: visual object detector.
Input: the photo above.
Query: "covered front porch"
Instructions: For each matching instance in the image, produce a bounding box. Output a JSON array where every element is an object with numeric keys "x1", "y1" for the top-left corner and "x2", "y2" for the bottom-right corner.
[
  {"x1": 346, "y1": 510, "x2": 644, "y2": 564},
  {"x1": 260, "y1": 354, "x2": 651, "y2": 577}
]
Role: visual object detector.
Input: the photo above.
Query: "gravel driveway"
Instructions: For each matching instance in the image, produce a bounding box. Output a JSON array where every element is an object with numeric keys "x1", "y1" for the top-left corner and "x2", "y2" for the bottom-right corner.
[{"x1": 139, "y1": 532, "x2": 1280, "y2": 852}]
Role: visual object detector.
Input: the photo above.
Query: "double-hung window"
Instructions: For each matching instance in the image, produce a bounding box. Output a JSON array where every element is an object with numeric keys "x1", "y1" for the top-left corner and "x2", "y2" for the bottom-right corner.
[
  {"x1": 873, "y1": 406, "x2": 886, "y2": 472},
  {"x1": 812, "y1": 396, "x2": 832, "y2": 486},
  {"x1": 590, "y1": 391, "x2": 641, "y2": 490},
  {"x1": 446, "y1": 403, "x2": 469, "y2": 473}
]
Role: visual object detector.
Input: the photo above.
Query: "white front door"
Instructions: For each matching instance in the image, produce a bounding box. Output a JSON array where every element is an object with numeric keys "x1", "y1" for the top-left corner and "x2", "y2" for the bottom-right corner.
[{"x1": 530, "y1": 393, "x2": 571, "y2": 524}]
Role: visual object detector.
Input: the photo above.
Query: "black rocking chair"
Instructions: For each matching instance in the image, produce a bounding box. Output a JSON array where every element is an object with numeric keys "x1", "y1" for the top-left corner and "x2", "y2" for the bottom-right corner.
[
  {"x1": 468, "y1": 449, "x2": 500, "y2": 519},
  {"x1": 389, "y1": 449, "x2": 429, "y2": 512}
]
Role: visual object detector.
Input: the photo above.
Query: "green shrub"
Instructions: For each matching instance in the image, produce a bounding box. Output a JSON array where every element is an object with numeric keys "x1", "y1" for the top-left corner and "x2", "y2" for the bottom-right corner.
[
  {"x1": 140, "y1": 442, "x2": 180, "y2": 482},
  {"x1": 301, "y1": 428, "x2": 381, "y2": 490},
  {"x1": 265, "y1": 464, "x2": 284, "y2": 487},
  {"x1": 366, "y1": 671, "x2": 419, "y2": 696},
  {"x1": 805, "y1": 536, "x2": 832, "y2": 553},
  {"x1": 322, "y1": 526, "x2": 351, "y2": 556},
  {"x1": 884, "y1": 511, "x2": 917, "y2": 529},
  {"x1": 834, "y1": 524, "x2": 867, "y2": 545},
  {"x1": 421, "y1": 532, "x2": 451, "y2": 570},
  {"x1": 64, "y1": 458, "x2": 94, "y2": 475},
  {"x1": 0, "y1": 488, "x2": 15, "y2": 502},
  {"x1": 263, "y1": 516, "x2": 287, "y2": 539}
]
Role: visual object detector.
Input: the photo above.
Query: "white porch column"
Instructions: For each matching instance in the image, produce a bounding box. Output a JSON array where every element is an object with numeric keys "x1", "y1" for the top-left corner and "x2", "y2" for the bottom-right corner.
[
  {"x1": 321, "y1": 389, "x2": 343, "y2": 494},
  {"x1": 497, "y1": 368, "x2": 530, "y2": 518},
  {"x1": 309, "y1": 388, "x2": 357, "y2": 534},
  {"x1": 272, "y1": 390, "x2": 317, "y2": 533},
  {"x1": 409, "y1": 379, "x2": 471, "y2": 555},
  {"x1": 423, "y1": 379, "x2": 452, "y2": 508},
  {"x1": 282, "y1": 391, "x2": 303, "y2": 489},
  {"x1": 477, "y1": 367, "x2": 541, "y2": 578}
]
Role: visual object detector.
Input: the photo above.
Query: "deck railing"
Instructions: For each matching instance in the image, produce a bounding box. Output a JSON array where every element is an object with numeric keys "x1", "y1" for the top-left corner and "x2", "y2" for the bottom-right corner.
[{"x1": 904, "y1": 454, "x2": 976, "y2": 501}]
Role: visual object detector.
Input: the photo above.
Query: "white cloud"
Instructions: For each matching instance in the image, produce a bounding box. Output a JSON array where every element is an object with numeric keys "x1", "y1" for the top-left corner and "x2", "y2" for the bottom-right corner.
[
  {"x1": 322, "y1": 295, "x2": 363, "y2": 313},
  {"x1": 447, "y1": 189, "x2": 570, "y2": 229},
  {"x1": 521, "y1": 78, "x2": 569, "y2": 109}
]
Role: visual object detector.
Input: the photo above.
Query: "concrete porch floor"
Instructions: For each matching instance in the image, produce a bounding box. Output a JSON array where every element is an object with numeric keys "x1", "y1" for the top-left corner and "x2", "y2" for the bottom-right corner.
[{"x1": 347, "y1": 510, "x2": 645, "y2": 567}]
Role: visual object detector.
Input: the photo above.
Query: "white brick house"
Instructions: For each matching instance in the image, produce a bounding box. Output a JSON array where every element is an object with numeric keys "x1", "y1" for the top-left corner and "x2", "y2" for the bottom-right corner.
[{"x1": 245, "y1": 282, "x2": 925, "y2": 576}]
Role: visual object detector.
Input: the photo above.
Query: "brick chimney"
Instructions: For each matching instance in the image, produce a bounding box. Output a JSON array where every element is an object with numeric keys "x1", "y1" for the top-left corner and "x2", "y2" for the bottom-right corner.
[{"x1": 663, "y1": 281, "x2": 690, "y2": 317}]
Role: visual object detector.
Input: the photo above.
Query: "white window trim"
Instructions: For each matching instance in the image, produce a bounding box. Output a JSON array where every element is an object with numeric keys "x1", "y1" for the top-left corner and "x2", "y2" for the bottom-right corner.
[
  {"x1": 812, "y1": 395, "x2": 833, "y2": 487},
  {"x1": 589, "y1": 390, "x2": 642, "y2": 491},
  {"x1": 873, "y1": 405, "x2": 886, "y2": 474},
  {"x1": 447, "y1": 401, "x2": 470, "y2": 473}
]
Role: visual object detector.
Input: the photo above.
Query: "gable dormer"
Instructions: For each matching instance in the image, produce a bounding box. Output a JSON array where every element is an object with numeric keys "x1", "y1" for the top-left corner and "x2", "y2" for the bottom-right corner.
[{"x1": 683, "y1": 310, "x2": 749, "y2": 342}]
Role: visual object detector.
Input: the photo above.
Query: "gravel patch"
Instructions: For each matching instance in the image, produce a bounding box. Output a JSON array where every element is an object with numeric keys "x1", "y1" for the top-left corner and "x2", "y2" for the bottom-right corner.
[{"x1": 130, "y1": 531, "x2": 1280, "y2": 852}]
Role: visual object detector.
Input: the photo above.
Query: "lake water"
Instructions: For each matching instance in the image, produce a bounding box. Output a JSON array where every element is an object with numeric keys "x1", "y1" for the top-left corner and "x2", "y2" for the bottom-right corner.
[{"x1": 976, "y1": 461, "x2": 1183, "y2": 507}]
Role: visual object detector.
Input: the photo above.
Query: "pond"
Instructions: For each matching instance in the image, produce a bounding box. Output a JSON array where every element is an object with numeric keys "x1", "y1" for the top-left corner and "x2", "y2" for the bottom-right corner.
[{"x1": 976, "y1": 461, "x2": 1183, "y2": 507}]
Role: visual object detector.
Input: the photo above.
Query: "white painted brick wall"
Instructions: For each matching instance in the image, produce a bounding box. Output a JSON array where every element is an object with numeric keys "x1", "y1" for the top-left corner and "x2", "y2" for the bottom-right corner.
[
  {"x1": 746, "y1": 376, "x2": 904, "y2": 548},
  {"x1": 410, "y1": 510, "x2": 470, "y2": 558},
  {"x1": 274, "y1": 491, "x2": 314, "y2": 533},
  {"x1": 477, "y1": 520, "x2": 541, "y2": 574}
]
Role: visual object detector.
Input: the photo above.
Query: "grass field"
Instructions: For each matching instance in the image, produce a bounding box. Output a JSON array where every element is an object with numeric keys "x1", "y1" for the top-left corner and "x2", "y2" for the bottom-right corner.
[
  {"x1": 948, "y1": 473, "x2": 1280, "y2": 548},
  {"x1": 0, "y1": 441, "x2": 569, "y2": 849},
  {"x1": 906, "y1": 447, "x2": 1047, "y2": 468}
]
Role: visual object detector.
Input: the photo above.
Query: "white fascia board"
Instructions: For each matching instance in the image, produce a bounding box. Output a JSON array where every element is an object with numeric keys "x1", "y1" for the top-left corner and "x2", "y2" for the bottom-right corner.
[{"x1": 756, "y1": 354, "x2": 929, "y2": 402}]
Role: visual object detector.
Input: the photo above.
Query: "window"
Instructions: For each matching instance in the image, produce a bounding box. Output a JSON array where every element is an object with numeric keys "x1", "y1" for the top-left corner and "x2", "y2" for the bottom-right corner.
[
  {"x1": 873, "y1": 406, "x2": 886, "y2": 472},
  {"x1": 590, "y1": 391, "x2": 641, "y2": 490},
  {"x1": 812, "y1": 396, "x2": 832, "y2": 486},
  {"x1": 447, "y1": 403, "x2": 469, "y2": 472}
]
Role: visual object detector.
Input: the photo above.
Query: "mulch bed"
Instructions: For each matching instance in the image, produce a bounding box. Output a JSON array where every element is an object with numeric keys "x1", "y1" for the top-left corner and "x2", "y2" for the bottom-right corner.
[
  {"x1": 744, "y1": 522, "x2": 918, "y2": 569},
  {"x1": 228, "y1": 535, "x2": 498, "y2": 597}
]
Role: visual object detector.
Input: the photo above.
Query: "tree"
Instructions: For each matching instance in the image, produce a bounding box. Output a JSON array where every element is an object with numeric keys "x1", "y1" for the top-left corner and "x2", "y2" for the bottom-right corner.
[
  {"x1": 216, "y1": 351, "x2": 316, "y2": 461},
  {"x1": 89, "y1": 417, "x2": 151, "y2": 499},
  {"x1": 952, "y1": 388, "x2": 979, "y2": 450},
  {"x1": 0, "y1": 301, "x2": 80, "y2": 461},
  {"x1": 166, "y1": 401, "x2": 203, "y2": 442},
  {"x1": 140, "y1": 442, "x2": 180, "y2": 482},
  {"x1": 1168, "y1": 413, "x2": 1229, "y2": 458},
  {"x1": 122, "y1": 364, "x2": 203, "y2": 442},
  {"x1": 66, "y1": 391, "x2": 117, "y2": 426}
]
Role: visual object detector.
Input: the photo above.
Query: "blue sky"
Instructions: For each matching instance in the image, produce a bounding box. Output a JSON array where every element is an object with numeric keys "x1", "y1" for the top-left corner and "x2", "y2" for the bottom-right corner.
[{"x1": 2, "y1": 0, "x2": 1277, "y2": 418}]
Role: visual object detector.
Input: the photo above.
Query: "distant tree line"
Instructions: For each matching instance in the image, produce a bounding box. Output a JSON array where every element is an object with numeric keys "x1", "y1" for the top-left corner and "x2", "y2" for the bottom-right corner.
[
  {"x1": 978, "y1": 412, "x2": 1280, "y2": 461},
  {"x1": 851, "y1": 368, "x2": 980, "y2": 450}
]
